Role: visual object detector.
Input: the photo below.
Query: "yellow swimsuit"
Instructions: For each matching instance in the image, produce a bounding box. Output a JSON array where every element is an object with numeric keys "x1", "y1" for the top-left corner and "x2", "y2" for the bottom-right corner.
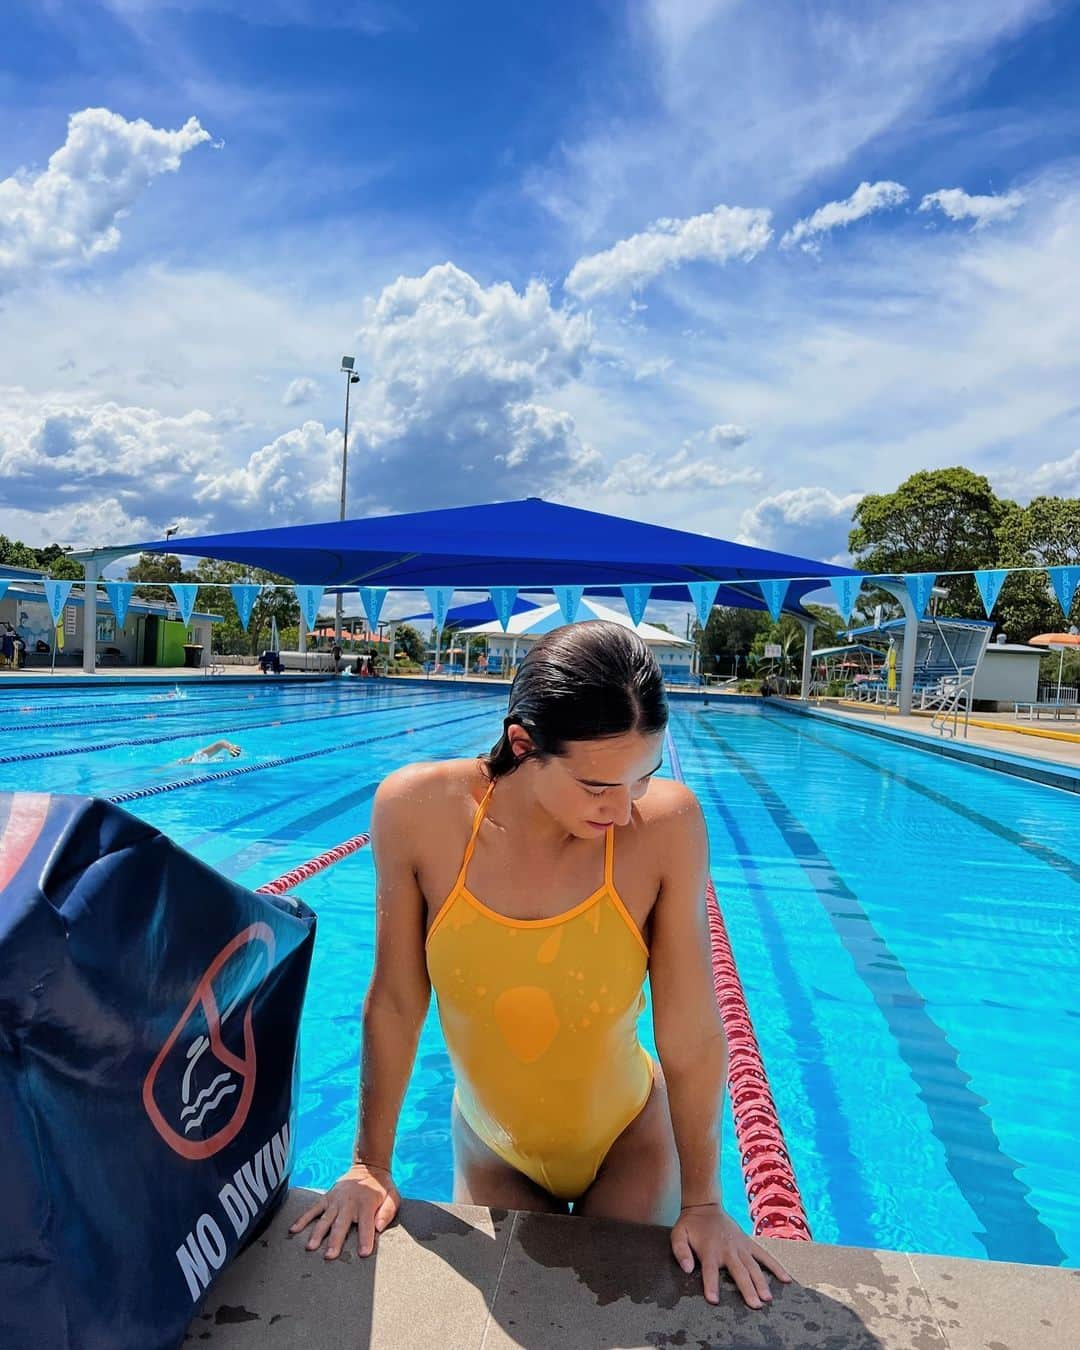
[{"x1": 425, "y1": 780, "x2": 654, "y2": 1201}]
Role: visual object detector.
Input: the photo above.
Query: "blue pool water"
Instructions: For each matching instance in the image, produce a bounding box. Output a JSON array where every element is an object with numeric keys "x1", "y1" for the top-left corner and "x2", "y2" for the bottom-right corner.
[{"x1": 2, "y1": 678, "x2": 1077, "y2": 1266}]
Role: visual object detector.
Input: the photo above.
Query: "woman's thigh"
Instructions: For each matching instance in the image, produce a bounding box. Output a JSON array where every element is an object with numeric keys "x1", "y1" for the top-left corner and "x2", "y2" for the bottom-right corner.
[
  {"x1": 572, "y1": 1058, "x2": 682, "y2": 1226},
  {"x1": 451, "y1": 1094, "x2": 570, "y2": 1215}
]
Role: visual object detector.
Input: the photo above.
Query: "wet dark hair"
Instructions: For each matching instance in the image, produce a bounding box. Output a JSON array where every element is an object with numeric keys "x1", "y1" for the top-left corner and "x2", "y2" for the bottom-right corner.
[{"x1": 482, "y1": 621, "x2": 668, "y2": 780}]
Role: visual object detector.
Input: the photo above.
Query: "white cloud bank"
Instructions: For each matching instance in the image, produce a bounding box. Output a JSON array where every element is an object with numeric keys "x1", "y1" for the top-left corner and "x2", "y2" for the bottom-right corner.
[
  {"x1": 283, "y1": 376, "x2": 318, "y2": 406},
  {"x1": 781, "y1": 180, "x2": 909, "y2": 253},
  {"x1": 604, "y1": 448, "x2": 760, "y2": 496},
  {"x1": 0, "y1": 108, "x2": 211, "y2": 287},
  {"x1": 565, "y1": 204, "x2": 772, "y2": 299},
  {"x1": 918, "y1": 187, "x2": 1025, "y2": 228},
  {"x1": 738, "y1": 486, "x2": 863, "y2": 564}
]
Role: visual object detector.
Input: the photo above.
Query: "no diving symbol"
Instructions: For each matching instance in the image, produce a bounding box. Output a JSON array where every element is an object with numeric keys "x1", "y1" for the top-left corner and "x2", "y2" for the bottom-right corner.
[{"x1": 142, "y1": 923, "x2": 276, "y2": 1160}]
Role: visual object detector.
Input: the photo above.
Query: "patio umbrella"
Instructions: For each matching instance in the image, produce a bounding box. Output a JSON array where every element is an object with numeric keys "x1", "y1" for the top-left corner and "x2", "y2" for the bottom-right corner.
[
  {"x1": 1028, "y1": 632, "x2": 1080, "y2": 700},
  {"x1": 270, "y1": 614, "x2": 280, "y2": 652}
]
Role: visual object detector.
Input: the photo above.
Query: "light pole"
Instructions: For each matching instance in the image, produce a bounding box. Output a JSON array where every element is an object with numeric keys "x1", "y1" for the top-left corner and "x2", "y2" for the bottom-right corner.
[{"x1": 337, "y1": 356, "x2": 360, "y2": 643}]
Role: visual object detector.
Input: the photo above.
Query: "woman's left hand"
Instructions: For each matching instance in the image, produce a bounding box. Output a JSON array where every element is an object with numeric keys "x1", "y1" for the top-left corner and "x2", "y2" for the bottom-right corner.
[{"x1": 670, "y1": 1204, "x2": 792, "y2": 1309}]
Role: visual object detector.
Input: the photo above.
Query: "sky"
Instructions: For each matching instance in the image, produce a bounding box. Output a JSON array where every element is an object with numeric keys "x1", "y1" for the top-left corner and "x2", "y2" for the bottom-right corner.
[{"x1": 2, "y1": 0, "x2": 1079, "y2": 579}]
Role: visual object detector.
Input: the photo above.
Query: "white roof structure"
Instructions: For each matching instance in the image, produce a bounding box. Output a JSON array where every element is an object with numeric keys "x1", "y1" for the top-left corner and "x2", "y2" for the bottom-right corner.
[{"x1": 460, "y1": 597, "x2": 693, "y2": 646}]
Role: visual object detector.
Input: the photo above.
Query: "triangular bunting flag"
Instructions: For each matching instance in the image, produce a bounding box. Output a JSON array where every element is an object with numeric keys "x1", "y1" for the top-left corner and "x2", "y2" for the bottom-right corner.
[
  {"x1": 760, "y1": 578, "x2": 790, "y2": 623},
  {"x1": 424, "y1": 587, "x2": 454, "y2": 632},
  {"x1": 907, "y1": 573, "x2": 937, "y2": 619},
  {"x1": 829, "y1": 575, "x2": 862, "y2": 624},
  {"x1": 44, "y1": 579, "x2": 74, "y2": 625},
  {"x1": 620, "y1": 585, "x2": 651, "y2": 627},
  {"x1": 973, "y1": 569, "x2": 1008, "y2": 618},
  {"x1": 294, "y1": 585, "x2": 325, "y2": 632},
  {"x1": 229, "y1": 584, "x2": 262, "y2": 632},
  {"x1": 170, "y1": 583, "x2": 199, "y2": 626},
  {"x1": 488, "y1": 588, "x2": 518, "y2": 632},
  {"x1": 104, "y1": 582, "x2": 135, "y2": 630},
  {"x1": 686, "y1": 581, "x2": 718, "y2": 627},
  {"x1": 358, "y1": 587, "x2": 388, "y2": 630},
  {"x1": 1047, "y1": 566, "x2": 1080, "y2": 619},
  {"x1": 553, "y1": 585, "x2": 584, "y2": 624}
]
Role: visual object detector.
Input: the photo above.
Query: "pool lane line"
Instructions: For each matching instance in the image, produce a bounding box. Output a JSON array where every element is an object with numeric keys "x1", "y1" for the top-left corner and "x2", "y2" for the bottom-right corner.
[
  {"x1": 665, "y1": 728, "x2": 812, "y2": 1243},
  {"x1": 669, "y1": 716, "x2": 872, "y2": 1246},
  {"x1": 256, "y1": 831, "x2": 372, "y2": 895},
  {"x1": 0, "y1": 687, "x2": 493, "y2": 766},
  {"x1": 0, "y1": 685, "x2": 377, "y2": 735},
  {"x1": 692, "y1": 712, "x2": 1067, "y2": 1266},
  {"x1": 105, "y1": 705, "x2": 495, "y2": 804},
  {"x1": 761, "y1": 711, "x2": 1080, "y2": 887}
]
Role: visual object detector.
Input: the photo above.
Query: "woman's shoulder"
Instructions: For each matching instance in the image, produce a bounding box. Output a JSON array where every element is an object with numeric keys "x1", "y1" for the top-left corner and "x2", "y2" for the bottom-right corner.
[
  {"x1": 632, "y1": 777, "x2": 704, "y2": 838},
  {"x1": 374, "y1": 757, "x2": 484, "y2": 818}
]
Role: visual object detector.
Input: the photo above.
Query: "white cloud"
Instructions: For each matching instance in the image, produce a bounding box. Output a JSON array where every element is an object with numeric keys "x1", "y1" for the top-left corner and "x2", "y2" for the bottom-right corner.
[
  {"x1": 352, "y1": 262, "x2": 602, "y2": 508},
  {"x1": 194, "y1": 419, "x2": 341, "y2": 523},
  {"x1": 283, "y1": 376, "x2": 318, "y2": 406},
  {"x1": 738, "y1": 486, "x2": 863, "y2": 563},
  {"x1": 781, "y1": 180, "x2": 908, "y2": 253},
  {"x1": 565, "y1": 204, "x2": 772, "y2": 300},
  {"x1": 604, "y1": 447, "x2": 761, "y2": 496},
  {"x1": 1000, "y1": 447, "x2": 1080, "y2": 499},
  {"x1": 918, "y1": 187, "x2": 1025, "y2": 228},
  {"x1": 708, "y1": 422, "x2": 748, "y2": 448},
  {"x1": 0, "y1": 108, "x2": 212, "y2": 287}
]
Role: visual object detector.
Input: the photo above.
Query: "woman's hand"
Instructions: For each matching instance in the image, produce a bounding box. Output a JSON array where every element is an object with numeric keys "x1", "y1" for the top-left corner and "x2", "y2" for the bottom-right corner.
[
  {"x1": 289, "y1": 1164, "x2": 400, "y2": 1260},
  {"x1": 670, "y1": 1204, "x2": 792, "y2": 1309}
]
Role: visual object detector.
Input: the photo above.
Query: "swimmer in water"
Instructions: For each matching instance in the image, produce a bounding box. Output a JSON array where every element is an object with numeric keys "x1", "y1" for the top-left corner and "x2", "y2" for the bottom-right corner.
[
  {"x1": 175, "y1": 739, "x2": 242, "y2": 764},
  {"x1": 291, "y1": 621, "x2": 791, "y2": 1311}
]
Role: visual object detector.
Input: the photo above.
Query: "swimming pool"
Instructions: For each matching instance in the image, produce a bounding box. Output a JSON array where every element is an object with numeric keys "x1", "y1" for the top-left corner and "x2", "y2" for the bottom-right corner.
[{"x1": 2, "y1": 678, "x2": 1076, "y2": 1266}]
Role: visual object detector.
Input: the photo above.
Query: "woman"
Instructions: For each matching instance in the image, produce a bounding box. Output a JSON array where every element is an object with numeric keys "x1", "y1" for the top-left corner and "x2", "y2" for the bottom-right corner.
[{"x1": 291, "y1": 622, "x2": 790, "y2": 1308}]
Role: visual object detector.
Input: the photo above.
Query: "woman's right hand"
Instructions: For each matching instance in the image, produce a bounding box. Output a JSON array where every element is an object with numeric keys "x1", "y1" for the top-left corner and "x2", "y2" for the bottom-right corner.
[{"x1": 289, "y1": 1164, "x2": 401, "y2": 1260}]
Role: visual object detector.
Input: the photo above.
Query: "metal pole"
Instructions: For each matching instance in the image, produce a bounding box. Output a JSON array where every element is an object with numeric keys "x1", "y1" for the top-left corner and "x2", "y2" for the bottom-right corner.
[{"x1": 336, "y1": 374, "x2": 352, "y2": 644}]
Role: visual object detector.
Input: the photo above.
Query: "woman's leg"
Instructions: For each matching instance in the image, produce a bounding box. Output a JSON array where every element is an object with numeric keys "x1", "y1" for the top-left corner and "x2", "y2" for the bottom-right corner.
[
  {"x1": 572, "y1": 1058, "x2": 682, "y2": 1225},
  {"x1": 451, "y1": 1094, "x2": 570, "y2": 1215}
]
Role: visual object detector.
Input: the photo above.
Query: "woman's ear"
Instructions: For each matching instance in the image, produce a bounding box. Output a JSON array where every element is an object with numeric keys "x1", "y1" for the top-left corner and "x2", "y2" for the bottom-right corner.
[{"x1": 506, "y1": 723, "x2": 535, "y2": 761}]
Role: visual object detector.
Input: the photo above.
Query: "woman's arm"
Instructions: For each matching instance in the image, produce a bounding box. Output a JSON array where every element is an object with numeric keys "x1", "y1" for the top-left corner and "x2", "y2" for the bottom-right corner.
[
  {"x1": 353, "y1": 769, "x2": 433, "y2": 1169},
  {"x1": 647, "y1": 786, "x2": 726, "y2": 1206}
]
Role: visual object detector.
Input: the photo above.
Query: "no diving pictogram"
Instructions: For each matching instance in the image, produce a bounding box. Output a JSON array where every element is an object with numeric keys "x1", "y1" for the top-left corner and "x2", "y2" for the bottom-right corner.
[{"x1": 142, "y1": 923, "x2": 276, "y2": 1160}]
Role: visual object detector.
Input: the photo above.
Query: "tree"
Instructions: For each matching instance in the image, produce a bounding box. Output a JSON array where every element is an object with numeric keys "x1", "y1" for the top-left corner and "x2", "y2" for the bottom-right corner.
[
  {"x1": 849, "y1": 468, "x2": 1006, "y2": 618},
  {"x1": 696, "y1": 606, "x2": 766, "y2": 676},
  {"x1": 125, "y1": 553, "x2": 194, "y2": 604},
  {"x1": 394, "y1": 623, "x2": 424, "y2": 663},
  {"x1": 0, "y1": 535, "x2": 39, "y2": 569},
  {"x1": 996, "y1": 496, "x2": 1080, "y2": 641}
]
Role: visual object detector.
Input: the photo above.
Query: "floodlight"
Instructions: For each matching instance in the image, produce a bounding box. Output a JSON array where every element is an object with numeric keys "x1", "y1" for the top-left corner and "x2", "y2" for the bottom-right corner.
[{"x1": 340, "y1": 355, "x2": 355, "y2": 372}]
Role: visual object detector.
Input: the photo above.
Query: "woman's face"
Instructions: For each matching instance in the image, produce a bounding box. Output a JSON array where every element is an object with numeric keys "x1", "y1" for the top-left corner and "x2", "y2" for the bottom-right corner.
[{"x1": 508, "y1": 725, "x2": 665, "y2": 837}]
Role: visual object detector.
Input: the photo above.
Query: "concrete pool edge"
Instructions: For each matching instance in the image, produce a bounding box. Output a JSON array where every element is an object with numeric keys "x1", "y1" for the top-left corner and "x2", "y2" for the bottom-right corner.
[
  {"x1": 189, "y1": 1188, "x2": 1079, "y2": 1348},
  {"x1": 770, "y1": 699, "x2": 1080, "y2": 794}
]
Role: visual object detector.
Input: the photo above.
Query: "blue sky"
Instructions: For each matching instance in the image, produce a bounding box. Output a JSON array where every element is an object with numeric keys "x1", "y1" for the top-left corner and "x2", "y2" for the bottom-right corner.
[{"x1": 2, "y1": 0, "x2": 1079, "y2": 570}]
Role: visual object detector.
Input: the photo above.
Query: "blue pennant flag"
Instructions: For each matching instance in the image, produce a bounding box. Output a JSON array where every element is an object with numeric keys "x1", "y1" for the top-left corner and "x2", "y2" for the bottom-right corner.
[
  {"x1": 358, "y1": 587, "x2": 387, "y2": 630},
  {"x1": 620, "y1": 585, "x2": 651, "y2": 627},
  {"x1": 553, "y1": 585, "x2": 584, "y2": 624},
  {"x1": 488, "y1": 587, "x2": 518, "y2": 632},
  {"x1": 1048, "y1": 566, "x2": 1080, "y2": 619},
  {"x1": 907, "y1": 573, "x2": 937, "y2": 619},
  {"x1": 973, "y1": 569, "x2": 1008, "y2": 617},
  {"x1": 0, "y1": 580, "x2": 10, "y2": 604},
  {"x1": 294, "y1": 585, "x2": 325, "y2": 631},
  {"x1": 829, "y1": 576, "x2": 862, "y2": 624},
  {"x1": 44, "y1": 579, "x2": 74, "y2": 625},
  {"x1": 760, "y1": 578, "x2": 790, "y2": 623},
  {"x1": 169, "y1": 584, "x2": 199, "y2": 626},
  {"x1": 229, "y1": 584, "x2": 262, "y2": 632},
  {"x1": 424, "y1": 586, "x2": 454, "y2": 632},
  {"x1": 686, "y1": 581, "x2": 718, "y2": 627},
  {"x1": 104, "y1": 582, "x2": 135, "y2": 630}
]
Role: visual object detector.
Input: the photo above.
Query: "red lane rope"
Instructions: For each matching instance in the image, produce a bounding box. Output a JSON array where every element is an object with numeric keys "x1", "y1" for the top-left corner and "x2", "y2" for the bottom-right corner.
[
  {"x1": 255, "y1": 832, "x2": 371, "y2": 895},
  {"x1": 705, "y1": 878, "x2": 810, "y2": 1241},
  {"x1": 664, "y1": 729, "x2": 810, "y2": 1241}
]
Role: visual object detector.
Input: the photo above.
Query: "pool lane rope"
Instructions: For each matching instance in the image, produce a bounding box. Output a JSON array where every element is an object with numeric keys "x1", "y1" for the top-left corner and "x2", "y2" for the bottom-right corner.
[
  {"x1": 664, "y1": 729, "x2": 811, "y2": 1242},
  {"x1": 0, "y1": 689, "x2": 490, "y2": 767},
  {"x1": 105, "y1": 703, "x2": 493, "y2": 804},
  {"x1": 255, "y1": 832, "x2": 372, "y2": 895}
]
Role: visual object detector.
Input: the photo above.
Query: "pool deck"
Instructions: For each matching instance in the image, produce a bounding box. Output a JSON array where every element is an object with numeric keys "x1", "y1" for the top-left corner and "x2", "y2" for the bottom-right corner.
[{"x1": 188, "y1": 1189, "x2": 1078, "y2": 1349}]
